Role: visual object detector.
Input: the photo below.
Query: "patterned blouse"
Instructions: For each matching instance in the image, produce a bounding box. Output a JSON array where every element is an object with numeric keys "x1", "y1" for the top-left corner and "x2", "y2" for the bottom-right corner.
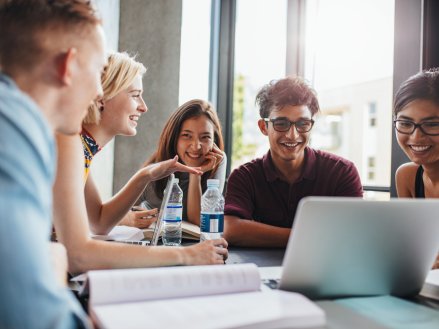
[{"x1": 80, "y1": 128, "x2": 101, "y2": 181}]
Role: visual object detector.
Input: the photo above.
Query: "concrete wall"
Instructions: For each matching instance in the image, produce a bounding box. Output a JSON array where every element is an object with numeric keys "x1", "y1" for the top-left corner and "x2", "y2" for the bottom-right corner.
[
  {"x1": 114, "y1": 0, "x2": 183, "y2": 192},
  {"x1": 92, "y1": 0, "x2": 120, "y2": 200}
]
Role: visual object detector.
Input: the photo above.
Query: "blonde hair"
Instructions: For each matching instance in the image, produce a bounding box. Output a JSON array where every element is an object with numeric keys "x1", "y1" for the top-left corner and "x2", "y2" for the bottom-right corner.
[{"x1": 83, "y1": 51, "x2": 146, "y2": 124}]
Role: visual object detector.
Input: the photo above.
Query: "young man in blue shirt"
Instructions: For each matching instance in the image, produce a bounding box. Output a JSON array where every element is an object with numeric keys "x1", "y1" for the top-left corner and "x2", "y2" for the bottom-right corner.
[{"x1": 0, "y1": 1, "x2": 107, "y2": 328}]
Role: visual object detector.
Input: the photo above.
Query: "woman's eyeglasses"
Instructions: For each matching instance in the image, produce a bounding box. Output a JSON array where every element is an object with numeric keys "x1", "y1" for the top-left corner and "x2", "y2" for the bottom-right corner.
[{"x1": 394, "y1": 120, "x2": 439, "y2": 136}]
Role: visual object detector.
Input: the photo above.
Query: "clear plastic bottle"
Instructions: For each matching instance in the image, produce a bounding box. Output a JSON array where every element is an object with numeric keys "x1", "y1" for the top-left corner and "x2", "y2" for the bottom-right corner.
[
  {"x1": 162, "y1": 178, "x2": 183, "y2": 246},
  {"x1": 200, "y1": 179, "x2": 224, "y2": 241}
]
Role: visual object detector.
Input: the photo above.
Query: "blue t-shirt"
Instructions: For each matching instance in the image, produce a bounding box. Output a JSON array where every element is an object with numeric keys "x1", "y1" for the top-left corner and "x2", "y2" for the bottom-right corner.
[{"x1": 0, "y1": 73, "x2": 88, "y2": 328}]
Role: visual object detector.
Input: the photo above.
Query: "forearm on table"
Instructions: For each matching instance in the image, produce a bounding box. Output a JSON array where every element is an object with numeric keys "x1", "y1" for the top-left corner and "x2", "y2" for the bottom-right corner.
[
  {"x1": 224, "y1": 216, "x2": 291, "y2": 247},
  {"x1": 186, "y1": 174, "x2": 202, "y2": 225},
  {"x1": 94, "y1": 170, "x2": 151, "y2": 233},
  {"x1": 66, "y1": 238, "x2": 187, "y2": 274}
]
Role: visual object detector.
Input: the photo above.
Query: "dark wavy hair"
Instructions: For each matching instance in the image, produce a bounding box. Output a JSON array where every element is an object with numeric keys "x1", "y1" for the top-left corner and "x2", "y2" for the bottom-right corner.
[
  {"x1": 255, "y1": 76, "x2": 320, "y2": 118},
  {"x1": 144, "y1": 99, "x2": 224, "y2": 198},
  {"x1": 394, "y1": 68, "x2": 439, "y2": 116}
]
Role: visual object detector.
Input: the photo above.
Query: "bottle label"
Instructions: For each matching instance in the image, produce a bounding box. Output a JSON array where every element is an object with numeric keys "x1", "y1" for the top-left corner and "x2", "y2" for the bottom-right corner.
[
  {"x1": 164, "y1": 205, "x2": 182, "y2": 222},
  {"x1": 200, "y1": 212, "x2": 224, "y2": 233}
]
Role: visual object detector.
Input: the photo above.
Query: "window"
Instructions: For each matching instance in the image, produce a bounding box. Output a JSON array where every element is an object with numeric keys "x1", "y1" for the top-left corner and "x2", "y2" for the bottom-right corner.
[
  {"x1": 179, "y1": 0, "x2": 212, "y2": 104},
  {"x1": 368, "y1": 102, "x2": 377, "y2": 127},
  {"x1": 209, "y1": 0, "x2": 426, "y2": 197},
  {"x1": 304, "y1": 0, "x2": 395, "y2": 191},
  {"x1": 231, "y1": 0, "x2": 287, "y2": 169}
]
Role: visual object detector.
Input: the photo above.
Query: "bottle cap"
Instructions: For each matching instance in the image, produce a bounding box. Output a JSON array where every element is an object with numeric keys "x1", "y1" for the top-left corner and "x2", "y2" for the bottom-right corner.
[{"x1": 207, "y1": 179, "x2": 219, "y2": 187}]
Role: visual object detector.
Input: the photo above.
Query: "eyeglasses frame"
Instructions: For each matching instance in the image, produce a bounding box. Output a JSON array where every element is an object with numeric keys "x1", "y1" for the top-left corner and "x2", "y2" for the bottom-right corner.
[
  {"x1": 393, "y1": 119, "x2": 439, "y2": 136},
  {"x1": 263, "y1": 117, "x2": 315, "y2": 133}
]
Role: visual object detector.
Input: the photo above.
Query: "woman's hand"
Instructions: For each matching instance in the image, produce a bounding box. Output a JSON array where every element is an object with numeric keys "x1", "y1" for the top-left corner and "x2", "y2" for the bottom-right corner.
[
  {"x1": 120, "y1": 207, "x2": 158, "y2": 229},
  {"x1": 433, "y1": 253, "x2": 439, "y2": 269},
  {"x1": 142, "y1": 155, "x2": 202, "y2": 181},
  {"x1": 182, "y1": 238, "x2": 228, "y2": 265},
  {"x1": 199, "y1": 143, "x2": 224, "y2": 173}
]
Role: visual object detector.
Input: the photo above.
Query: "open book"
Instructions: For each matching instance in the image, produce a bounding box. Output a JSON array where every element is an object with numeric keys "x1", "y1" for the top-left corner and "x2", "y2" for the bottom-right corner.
[
  {"x1": 143, "y1": 220, "x2": 200, "y2": 241},
  {"x1": 88, "y1": 263, "x2": 325, "y2": 329}
]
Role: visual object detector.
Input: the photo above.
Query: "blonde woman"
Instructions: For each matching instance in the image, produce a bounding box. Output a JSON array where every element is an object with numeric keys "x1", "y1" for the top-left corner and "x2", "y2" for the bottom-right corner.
[{"x1": 53, "y1": 52, "x2": 227, "y2": 273}]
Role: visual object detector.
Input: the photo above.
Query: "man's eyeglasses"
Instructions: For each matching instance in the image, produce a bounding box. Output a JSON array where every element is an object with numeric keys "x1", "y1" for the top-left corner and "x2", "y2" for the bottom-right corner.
[
  {"x1": 263, "y1": 118, "x2": 314, "y2": 133},
  {"x1": 393, "y1": 119, "x2": 439, "y2": 136}
]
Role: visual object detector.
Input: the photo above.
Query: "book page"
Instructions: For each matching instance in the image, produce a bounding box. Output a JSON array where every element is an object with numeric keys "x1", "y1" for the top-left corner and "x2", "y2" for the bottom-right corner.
[
  {"x1": 143, "y1": 221, "x2": 200, "y2": 240},
  {"x1": 89, "y1": 263, "x2": 260, "y2": 306},
  {"x1": 92, "y1": 226, "x2": 144, "y2": 241},
  {"x1": 91, "y1": 290, "x2": 326, "y2": 329},
  {"x1": 181, "y1": 221, "x2": 200, "y2": 238}
]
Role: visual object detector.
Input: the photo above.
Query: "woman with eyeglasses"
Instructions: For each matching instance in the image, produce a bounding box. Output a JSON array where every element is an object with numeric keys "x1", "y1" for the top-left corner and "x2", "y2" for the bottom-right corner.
[
  {"x1": 138, "y1": 99, "x2": 226, "y2": 225},
  {"x1": 394, "y1": 68, "x2": 439, "y2": 199}
]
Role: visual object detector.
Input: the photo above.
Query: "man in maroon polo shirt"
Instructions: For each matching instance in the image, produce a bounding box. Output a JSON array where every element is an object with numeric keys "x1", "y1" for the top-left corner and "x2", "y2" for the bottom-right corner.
[{"x1": 224, "y1": 77, "x2": 363, "y2": 247}]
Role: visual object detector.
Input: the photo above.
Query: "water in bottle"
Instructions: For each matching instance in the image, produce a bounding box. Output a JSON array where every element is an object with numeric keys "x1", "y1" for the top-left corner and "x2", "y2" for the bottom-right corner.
[
  {"x1": 200, "y1": 179, "x2": 224, "y2": 241},
  {"x1": 162, "y1": 178, "x2": 183, "y2": 246}
]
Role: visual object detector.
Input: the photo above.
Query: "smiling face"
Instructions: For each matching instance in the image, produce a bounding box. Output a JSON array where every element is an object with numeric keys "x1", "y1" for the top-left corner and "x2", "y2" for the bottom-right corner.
[
  {"x1": 176, "y1": 115, "x2": 214, "y2": 166},
  {"x1": 100, "y1": 74, "x2": 147, "y2": 136},
  {"x1": 396, "y1": 99, "x2": 439, "y2": 166},
  {"x1": 259, "y1": 104, "x2": 313, "y2": 166}
]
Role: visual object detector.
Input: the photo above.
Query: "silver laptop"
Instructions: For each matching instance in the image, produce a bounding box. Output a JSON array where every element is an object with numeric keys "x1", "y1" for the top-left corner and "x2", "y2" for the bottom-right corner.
[
  {"x1": 149, "y1": 174, "x2": 175, "y2": 246},
  {"x1": 279, "y1": 197, "x2": 439, "y2": 299}
]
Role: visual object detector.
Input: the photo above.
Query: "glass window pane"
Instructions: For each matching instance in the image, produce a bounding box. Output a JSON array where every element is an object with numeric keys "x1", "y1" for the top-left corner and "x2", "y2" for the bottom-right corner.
[
  {"x1": 231, "y1": 0, "x2": 287, "y2": 170},
  {"x1": 179, "y1": 0, "x2": 212, "y2": 104},
  {"x1": 304, "y1": 0, "x2": 395, "y2": 188}
]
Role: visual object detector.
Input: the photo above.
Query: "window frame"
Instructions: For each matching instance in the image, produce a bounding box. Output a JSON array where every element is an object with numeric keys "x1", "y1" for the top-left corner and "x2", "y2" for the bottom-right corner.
[{"x1": 209, "y1": 0, "x2": 435, "y2": 195}]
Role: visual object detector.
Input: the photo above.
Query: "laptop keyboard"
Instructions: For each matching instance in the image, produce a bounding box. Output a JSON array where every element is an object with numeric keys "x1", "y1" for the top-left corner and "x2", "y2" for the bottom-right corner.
[{"x1": 262, "y1": 279, "x2": 280, "y2": 289}]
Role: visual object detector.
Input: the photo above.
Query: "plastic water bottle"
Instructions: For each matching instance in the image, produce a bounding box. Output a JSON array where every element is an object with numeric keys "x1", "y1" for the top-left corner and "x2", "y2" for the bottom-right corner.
[
  {"x1": 162, "y1": 178, "x2": 183, "y2": 246},
  {"x1": 200, "y1": 179, "x2": 224, "y2": 241}
]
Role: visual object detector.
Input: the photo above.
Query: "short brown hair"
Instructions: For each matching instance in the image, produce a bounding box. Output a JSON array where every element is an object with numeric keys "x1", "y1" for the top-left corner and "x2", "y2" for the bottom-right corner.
[
  {"x1": 255, "y1": 76, "x2": 320, "y2": 118},
  {"x1": 0, "y1": 0, "x2": 101, "y2": 73},
  {"x1": 393, "y1": 68, "x2": 439, "y2": 117}
]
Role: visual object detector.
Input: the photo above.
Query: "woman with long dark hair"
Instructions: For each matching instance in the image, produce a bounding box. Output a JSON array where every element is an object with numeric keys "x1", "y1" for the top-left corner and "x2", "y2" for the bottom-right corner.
[{"x1": 140, "y1": 99, "x2": 226, "y2": 224}]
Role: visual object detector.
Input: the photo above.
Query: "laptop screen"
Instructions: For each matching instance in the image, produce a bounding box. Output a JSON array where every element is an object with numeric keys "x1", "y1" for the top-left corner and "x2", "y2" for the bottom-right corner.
[{"x1": 150, "y1": 174, "x2": 175, "y2": 246}]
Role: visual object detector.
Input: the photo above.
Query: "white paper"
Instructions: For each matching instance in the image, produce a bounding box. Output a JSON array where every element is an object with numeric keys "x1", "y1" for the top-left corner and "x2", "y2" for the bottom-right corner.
[
  {"x1": 91, "y1": 225, "x2": 144, "y2": 241},
  {"x1": 91, "y1": 290, "x2": 326, "y2": 329},
  {"x1": 89, "y1": 263, "x2": 261, "y2": 305}
]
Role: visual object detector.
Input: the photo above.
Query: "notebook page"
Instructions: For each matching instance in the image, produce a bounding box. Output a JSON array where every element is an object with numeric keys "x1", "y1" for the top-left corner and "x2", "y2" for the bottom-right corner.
[
  {"x1": 91, "y1": 290, "x2": 326, "y2": 329},
  {"x1": 91, "y1": 225, "x2": 144, "y2": 241},
  {"x1": 89, "y1": 263, "x2": 260, "y2": 305}
]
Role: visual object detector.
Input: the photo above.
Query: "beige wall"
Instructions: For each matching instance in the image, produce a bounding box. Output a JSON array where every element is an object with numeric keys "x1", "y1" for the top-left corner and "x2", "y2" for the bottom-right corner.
[
  {"x1": 113, "y1": 0, "x2": 183, "y2": 193},
  {"x1": 91, "y1": 0, "x2": 120, "y2": 200}
]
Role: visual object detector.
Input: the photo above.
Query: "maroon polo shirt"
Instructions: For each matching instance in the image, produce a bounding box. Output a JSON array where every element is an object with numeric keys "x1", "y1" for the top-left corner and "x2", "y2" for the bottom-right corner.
[{"x1": 224, "y1": 147, "x2": 363, "y2": 228}]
